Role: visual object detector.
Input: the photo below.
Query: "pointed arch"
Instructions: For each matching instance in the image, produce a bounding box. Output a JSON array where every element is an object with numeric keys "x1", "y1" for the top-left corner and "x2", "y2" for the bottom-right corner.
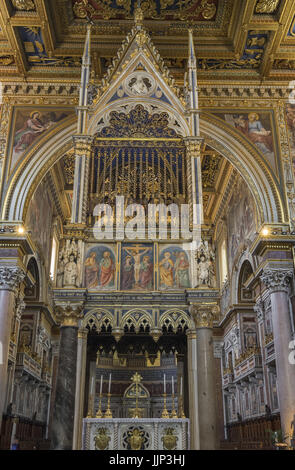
[
  {"x1": 82, "y1": 308, "x2": 114, "y2": 333},
  {"x1": 159, "y1": 309, "x2": 193, "y2": 333}
]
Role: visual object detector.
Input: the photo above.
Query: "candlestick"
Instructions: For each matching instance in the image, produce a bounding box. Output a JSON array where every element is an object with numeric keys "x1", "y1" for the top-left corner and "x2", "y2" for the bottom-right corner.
[
  {"x1": 104, "y1": 392, "x2": 113, "y2": 418},
  {"x1": 170, "y1": 376, "x2": 177, "y2": 418},
  {"x1": 161, "y1": 392, "x2": 170, "y2": 419},
  {"x1": 180, "y1": 376, "x2": 183, "y2": 397},
  {"x1": 96, "y1": 391, "x2": 103, "y2": 418},
  {"x1": 163, "y1": 373, "x2": 166, "y2": 394},
  {"x1": 108, "y1": 373, "x2": 112, "y2": 394},
  {"x1": 86, "y1": 393, "x2": 94, "y2": 418},
  {"x1": 100, "y1": 375, "x2": 103, "y2": 395},
  {"x1": 91, "y1": 376, "x2": 94, "y2": 395}
]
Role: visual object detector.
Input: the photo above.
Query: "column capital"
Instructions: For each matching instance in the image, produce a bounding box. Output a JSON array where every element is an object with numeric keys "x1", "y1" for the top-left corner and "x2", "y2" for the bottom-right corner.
[
  {"x1": 189, "y1": 303, "x2": 220, "y2": 329},
  {"x1": 186, "y1": 328, "x2": 197, "y2": 340},
  {"x1": 0, "y1": 266, "x2": 25, "y2": 292},
  {"x1": 72, "y1": 135, "x2": 93, "y2": 156},
  {"x1": 184, "y1": 137, "x2": 203, "y2": 155},
  {"x1": 55, "y1": 302, "x2": 84, "y2": 327},
  {"x1": 260, "y1": 268, "x2": 293, "y2": 293},
  {"x1": 78, "y1": 327, "x2": 88, "y2": 340}
]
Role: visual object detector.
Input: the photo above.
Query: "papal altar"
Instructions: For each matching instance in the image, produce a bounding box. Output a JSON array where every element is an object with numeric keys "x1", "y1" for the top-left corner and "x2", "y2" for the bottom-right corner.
[{"x1": 82, "y1": 418, "x2": 190, "y2": 450}]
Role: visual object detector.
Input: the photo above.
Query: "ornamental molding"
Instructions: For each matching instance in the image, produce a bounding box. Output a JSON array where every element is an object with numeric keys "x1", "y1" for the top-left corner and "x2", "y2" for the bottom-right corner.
[
  {"x1": 260, "y1": 269, "x2": 293, "y2": 293},
  {"x1": 189, "y1": 303, "x2": 220, "y2": 329},
  {"x1": 0, "y1": 266, "x2": 25, "y2": 292},
  {"x1": 254, "y1": 301, "x2": 265, "y2": 322},
  {"x1": 55, "y1": 302, "x2": 84, "y2": 327}
]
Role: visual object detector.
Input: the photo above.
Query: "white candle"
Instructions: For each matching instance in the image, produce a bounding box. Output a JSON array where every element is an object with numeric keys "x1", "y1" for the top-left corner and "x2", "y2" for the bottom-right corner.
[
  {"x1": 180, "y1": 376, "x2": 183, "y2": 396},
  {"x1": 100, "y1": 375, "x2": 103, "y2": 395},
  {"x1": 172, "y1": 376, "x2": 174, "y2": 396},
  {"x1": 108, "y1": 373, "x2": 112, "y2": 394},
  {"x1": 164, "y1": 373, "x2": 166, "y2": 394},
  {"x1": 91, "y1": 377, "x2": 94, "y2": 395}
]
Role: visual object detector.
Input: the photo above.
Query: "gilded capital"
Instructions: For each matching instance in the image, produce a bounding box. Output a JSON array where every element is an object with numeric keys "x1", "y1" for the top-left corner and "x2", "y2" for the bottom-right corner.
[
  {"x1": 260, "y1": 269, "x2": 293, "y2": 293},
  {"x1": 190, "y1": 303, "x2": 220, "y2": 329},
  {"x1": 0, "y1": 266, "x2": 25, "y2": 292},
  {"x1": 184, "y1": 138, "x2": 203, "y2": 157},
  {"x1": 73, "y1": 135, "x2": 93, "y2": 157},
  {"x1": 55, "y1": 302, "x2": 84, "y2": 327}
]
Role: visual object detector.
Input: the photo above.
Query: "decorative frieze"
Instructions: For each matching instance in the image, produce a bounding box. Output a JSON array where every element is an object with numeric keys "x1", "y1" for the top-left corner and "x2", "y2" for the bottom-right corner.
[{"x1": 260, "y1": 269, "x2": 293, "y2": 293}]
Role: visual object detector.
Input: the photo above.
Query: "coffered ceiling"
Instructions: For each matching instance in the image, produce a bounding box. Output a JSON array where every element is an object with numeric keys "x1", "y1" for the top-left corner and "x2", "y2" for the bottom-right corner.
[{"x1": 0, "y1": 0, "x2": 295, "y2": 83}]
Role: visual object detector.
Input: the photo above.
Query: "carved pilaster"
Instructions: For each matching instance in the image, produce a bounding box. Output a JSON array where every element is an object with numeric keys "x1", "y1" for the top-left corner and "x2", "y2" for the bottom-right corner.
[
  {"x1": 260, "y1": 269, "x2": 293, "y2": 294},
  {"x1": 55, "y1": 302, "x2": 84, "y2": 327},
  {"x1": 254, "y1": 300, "x2": 265, "y2": 322},
  {"x1": 0, "y1": 266, "x2": 25, "y2": 292},
  {"x1": 190, "y1": 303, "x2": 220, "y2": 329}
]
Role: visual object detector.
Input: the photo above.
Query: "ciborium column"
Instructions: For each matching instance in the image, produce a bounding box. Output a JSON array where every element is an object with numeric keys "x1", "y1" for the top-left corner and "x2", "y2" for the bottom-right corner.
[
  {"x1": 260, "y1": 269, "x2": 295, "y2": 444},
  {"x1": 51, "y1": 303, "x2": 83, "y2": 450},
  {"x1": 190, "y1": 303, "x2": 219, "y2": 450}
]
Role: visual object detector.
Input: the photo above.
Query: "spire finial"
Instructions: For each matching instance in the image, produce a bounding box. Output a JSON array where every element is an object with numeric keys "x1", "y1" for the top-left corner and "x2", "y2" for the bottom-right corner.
[{"x1": 134, "y1": 0, "x2": 144, "y2": 27}]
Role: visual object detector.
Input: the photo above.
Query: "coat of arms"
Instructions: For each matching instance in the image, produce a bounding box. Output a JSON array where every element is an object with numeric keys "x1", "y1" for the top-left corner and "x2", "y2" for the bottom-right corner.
[
  {"x1": 94, "y1": 428, "x2": 110, "y2": 450},
  {"x1": 162, "y1": 428, "x2": 178, "y2": 450}
]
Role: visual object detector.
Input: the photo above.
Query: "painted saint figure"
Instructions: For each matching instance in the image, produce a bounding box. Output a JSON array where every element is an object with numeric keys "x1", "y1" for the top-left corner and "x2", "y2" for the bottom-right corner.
[
  {"x1": 175, "y1": 251, "x2": 190, "y2": 288},
  {"x1": 84, "y1": 252, "x2": 99, "y2": 289},
  {"x1": 14, "y1": 111, "x2": 49, "y2": 153},
  {"x1": 159, "y1": 252, "x2": 174, "y2": 288},
  {"x1": 121, "y1": 256, "x2": 134, "y2": 290},
  {"x1": 99, "y1": 251, "x2": 115, "y2": 287},
  {"x1": 139, "y1": 256, "x2": 153, "y2": 289}
]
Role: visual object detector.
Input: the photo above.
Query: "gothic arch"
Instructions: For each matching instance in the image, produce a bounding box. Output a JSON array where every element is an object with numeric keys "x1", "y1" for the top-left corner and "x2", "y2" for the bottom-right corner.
[
  {"x1": 82, "y1": 309, "x2": 114, "y2": 333},
  {"x1": 1, "y1": 114, "x2": 285, "y2": 230},
  {"x1": 159, "y1": 309, "x2": 193, "y2": 333},
  {"x1": 120, "y1": 309, "x2": 154, "y2": 333}
]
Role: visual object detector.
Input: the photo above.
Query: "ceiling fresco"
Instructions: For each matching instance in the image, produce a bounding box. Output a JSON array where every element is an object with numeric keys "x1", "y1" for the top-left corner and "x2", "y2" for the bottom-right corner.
[{"x1": 0, "y1": 0, "x2": 294, "y2": 82}]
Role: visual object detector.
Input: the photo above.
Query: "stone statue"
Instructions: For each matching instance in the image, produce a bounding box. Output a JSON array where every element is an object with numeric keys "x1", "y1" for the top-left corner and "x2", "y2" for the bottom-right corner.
[
  {"x1": 63, "y1": 253, "x2": 79, "y2": 287},
  {"x1": 195, "y1": 240, "x2": 216, "y2": 288},
  {"x1": 56, "y1": 239, "x2": 81, "y2": 288}
]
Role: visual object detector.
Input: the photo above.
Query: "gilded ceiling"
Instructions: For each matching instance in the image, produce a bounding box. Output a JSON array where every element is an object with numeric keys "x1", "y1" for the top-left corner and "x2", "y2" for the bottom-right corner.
[{"x1": 0, "y1": 0, "x2": 294, "y2": 83}]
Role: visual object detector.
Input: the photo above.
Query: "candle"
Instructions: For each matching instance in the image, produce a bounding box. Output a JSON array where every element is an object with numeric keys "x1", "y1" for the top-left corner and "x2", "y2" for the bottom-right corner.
[
  {"x1": 172, "y1": 376, "x2": 174, "y2": 396},
  {"x1": 91, "y1": 377, "x2": 94, "y2": 395},
  {"x1": 108, "y1": 373, "x2": 112, "y2": 394},
  {"x1": 164, "y1": 373, "x2": 166, "y2": 394},
  {"x1": 180, "y1": 376, "x2": 183, "y2": 396},
  {"x1": 100, "y1": 375, "x2": 103, "y2": 395}
]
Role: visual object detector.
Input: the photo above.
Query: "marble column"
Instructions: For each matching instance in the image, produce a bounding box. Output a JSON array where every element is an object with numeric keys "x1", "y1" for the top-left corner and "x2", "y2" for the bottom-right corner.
[
  {"x1": 73, "y1": 327, "x2": 88, "y2": 450},
  {"x1": 190, "y1": 303, "x2": 219, "y2": 450},
  {"x1": 0, "y1": 266, "x2": 25, "y2": 430},
  {"x1": 261, "y1": 269, "x2": 295, "y2": 443},
  {"x1": 186, "y1": 329, "x2": 200, "y2": 450},
  {"x1": 51, "y1": 303, "x2": 83, "y2": 450}
]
